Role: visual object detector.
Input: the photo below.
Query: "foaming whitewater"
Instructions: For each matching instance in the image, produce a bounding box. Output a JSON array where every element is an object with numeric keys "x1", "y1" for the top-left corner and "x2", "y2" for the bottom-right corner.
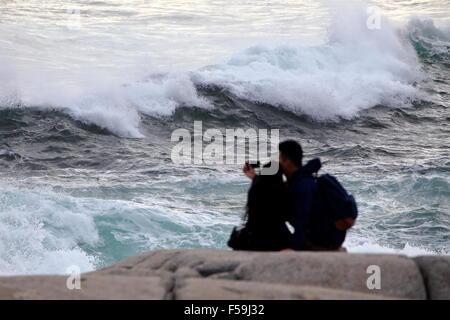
[
  {"x1": 0, "y1": 6, "x2": 427, "y2": 137},
  {"x1": 0, "y1": 64, "x2": 209, "y2": 137},
  {"x1": 407, "y1": 18, "x2": 450, "y2": 64},
  {"x1": 0, "y1": 175, "x2": 242, "y2": 276},
  {"x1": 346, "y1": 239, "x2": 439, "y2": 256},
  {"x1": 0, "y1": 185, "x2": 98, "y2": 275}
]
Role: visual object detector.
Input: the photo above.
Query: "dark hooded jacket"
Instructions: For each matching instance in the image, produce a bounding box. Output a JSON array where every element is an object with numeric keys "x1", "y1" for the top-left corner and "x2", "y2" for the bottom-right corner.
[{"x1": 288, "y1": 158, "x2": 322, "y2": 250}]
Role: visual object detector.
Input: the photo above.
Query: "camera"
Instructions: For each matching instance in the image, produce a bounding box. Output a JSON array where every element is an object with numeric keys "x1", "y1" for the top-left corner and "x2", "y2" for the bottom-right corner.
[{"x1": 249, "y1": 161, "x2": 261, "y2": 169}]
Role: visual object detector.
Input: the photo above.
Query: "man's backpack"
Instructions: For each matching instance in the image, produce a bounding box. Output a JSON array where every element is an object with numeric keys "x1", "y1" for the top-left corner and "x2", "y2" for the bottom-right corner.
[{"x1": 315, "y1": 174, "x2": 358, "y2": 231}]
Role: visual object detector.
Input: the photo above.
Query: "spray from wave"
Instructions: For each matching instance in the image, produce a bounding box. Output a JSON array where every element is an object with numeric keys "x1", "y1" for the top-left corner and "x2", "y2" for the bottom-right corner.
[{"x1": 194, "y1": 6, "x2": 422, "y2": 121}]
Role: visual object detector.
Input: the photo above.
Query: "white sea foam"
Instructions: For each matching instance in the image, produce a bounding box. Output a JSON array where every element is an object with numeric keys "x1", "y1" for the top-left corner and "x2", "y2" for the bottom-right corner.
[
  {"x1": 0, "y1": 186, "x2": 99, "y2": 275},
  {"x1": 0, "y1": 179, "x2": 237, "y2": 275},
  {"x1": 0, "y1": 63, "x2": 210, "y2": 137},
  {"x1": 346, "y1": 239, "x2": 443, "y2": 257}
]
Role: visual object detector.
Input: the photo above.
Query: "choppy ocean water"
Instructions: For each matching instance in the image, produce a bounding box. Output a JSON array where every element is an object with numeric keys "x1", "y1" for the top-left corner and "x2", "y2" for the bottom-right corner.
[{"x1": 0, "y1": 0, "x2": 449, "y2": 275}]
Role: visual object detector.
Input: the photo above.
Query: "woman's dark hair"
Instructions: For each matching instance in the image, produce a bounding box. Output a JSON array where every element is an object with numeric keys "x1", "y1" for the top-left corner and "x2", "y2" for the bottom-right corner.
[
  {"x1": 240, "y1": 161, "x2": 293, "y2": 251},
  {"x1": 279, "y1": 140, "x2": 303, "y2": 167},
  {"x1": 244, "y1": 162, "x2": 285, "y2": 222}
]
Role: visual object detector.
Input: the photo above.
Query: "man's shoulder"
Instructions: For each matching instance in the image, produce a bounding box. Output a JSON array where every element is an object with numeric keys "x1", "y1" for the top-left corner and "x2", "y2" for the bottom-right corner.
[{"x1": 291, "y1": 173, "x2": 316, "y2": 191}]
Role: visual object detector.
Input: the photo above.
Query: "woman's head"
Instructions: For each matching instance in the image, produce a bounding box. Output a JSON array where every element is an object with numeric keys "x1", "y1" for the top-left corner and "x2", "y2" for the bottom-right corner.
[
  {"x1": 260, "y1": 161, "x2": 283, "y2": 181},
  {"x1": 244, "y1": 161, "x2": 286, "y2": 220}
]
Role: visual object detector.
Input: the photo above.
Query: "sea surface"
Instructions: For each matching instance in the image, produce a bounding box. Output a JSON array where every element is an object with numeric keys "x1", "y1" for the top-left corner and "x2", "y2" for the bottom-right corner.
[{"x1": 0, "y1": 0, "x2": 449, "y2": 275}]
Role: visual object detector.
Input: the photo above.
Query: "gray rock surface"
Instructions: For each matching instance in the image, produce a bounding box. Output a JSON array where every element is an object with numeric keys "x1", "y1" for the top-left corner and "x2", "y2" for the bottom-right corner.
[
  {"x1": 233, "y1": 251, "x2": 426, "y2": 299},
  {"x1": 414, "y1": 256, "x2": 450, "y2": 300},
  {"x1": 97, "y1": 249, "x2": 426, "y2": 299},
  {"x1": 0, "y1": 275, "x2": 170, "y2": 300},
  {"x1": 175, "y1": 278, "x2": 399, "y2": 300},
  {"x1": 0, "y1": 249, "x2": 447, "y2": 300}
]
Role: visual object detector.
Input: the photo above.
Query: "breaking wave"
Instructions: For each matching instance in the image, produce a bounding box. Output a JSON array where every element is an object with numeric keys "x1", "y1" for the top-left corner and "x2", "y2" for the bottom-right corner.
[{"x1": 2, "y1": 12, "x2": 449, "y2": 137}]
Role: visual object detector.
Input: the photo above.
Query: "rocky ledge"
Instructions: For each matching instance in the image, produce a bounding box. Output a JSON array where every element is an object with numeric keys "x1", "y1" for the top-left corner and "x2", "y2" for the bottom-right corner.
[{"x1": 0, "y1": 249, "x2": 448, "y2": 300}]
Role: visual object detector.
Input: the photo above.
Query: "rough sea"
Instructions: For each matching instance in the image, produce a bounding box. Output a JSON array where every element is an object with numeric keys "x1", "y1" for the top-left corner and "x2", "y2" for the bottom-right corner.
[{"x1": 0, "y1": 0, "x2": 449, "y2": 275}]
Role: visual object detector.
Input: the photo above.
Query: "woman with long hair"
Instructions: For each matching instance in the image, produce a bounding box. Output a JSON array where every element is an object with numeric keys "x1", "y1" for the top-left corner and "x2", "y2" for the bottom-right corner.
[{"x1": 228, "y1": 162, "x2": 292, "y2": 251}]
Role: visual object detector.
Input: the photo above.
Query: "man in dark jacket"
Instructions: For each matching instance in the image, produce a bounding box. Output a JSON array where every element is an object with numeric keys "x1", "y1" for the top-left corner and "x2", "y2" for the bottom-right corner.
[{"x1": 278, "y1": 140, "x2": 322, "y2": 250}]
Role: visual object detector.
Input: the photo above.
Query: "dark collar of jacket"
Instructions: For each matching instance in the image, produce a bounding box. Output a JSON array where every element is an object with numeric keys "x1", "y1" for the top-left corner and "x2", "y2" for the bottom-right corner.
[{"x1": 291, "y1": 158, "x2": 322, "y2": 181}]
